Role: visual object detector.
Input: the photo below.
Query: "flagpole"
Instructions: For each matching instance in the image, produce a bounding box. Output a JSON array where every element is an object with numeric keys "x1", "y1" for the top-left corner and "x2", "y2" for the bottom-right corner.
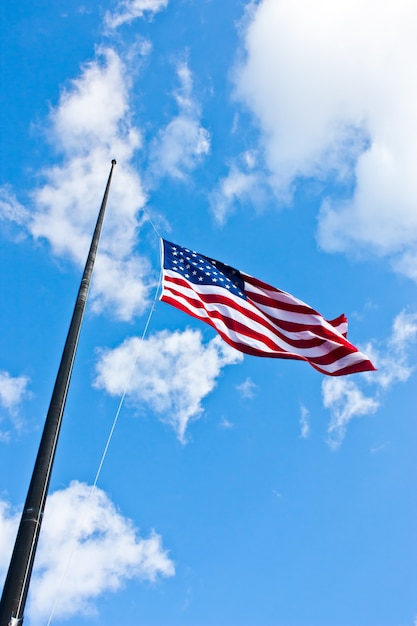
[{"x1": 0, "y1": 159, "x2": 117, "y2": 626}]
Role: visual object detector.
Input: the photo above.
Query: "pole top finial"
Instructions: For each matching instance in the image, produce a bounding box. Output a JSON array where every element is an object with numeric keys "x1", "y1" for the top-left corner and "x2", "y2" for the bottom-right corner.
[{"x1": 111, "y1": 159, "x2": 117, "y2": 165}]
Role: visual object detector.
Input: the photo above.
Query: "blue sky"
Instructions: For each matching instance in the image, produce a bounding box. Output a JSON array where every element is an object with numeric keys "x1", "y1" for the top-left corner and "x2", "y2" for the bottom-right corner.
[{"x1": 1, "y1": 0, "x2": 416, "y2": 624}]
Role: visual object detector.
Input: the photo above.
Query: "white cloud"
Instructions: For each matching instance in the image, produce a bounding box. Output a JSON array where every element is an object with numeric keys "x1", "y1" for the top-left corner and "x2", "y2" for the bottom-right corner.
[
  {"x1": 389, "y1": 310, "x2": 417, "y2": 351},
  {"x1": 0, "y1": 186, "x2": 30, "y2": 226},
  {"x1": 149, "y1": 62, "x2": 210, "y2": 181},
  {"x1": 236, "y1": 376, "x2": 257, "y2": 399},
  {"x1": 49, "y1": 50, "x2": 136, "y2": 156},
  {"x1": 0, "y1": 482, "x2": 174, "y2": 622},
  {"x1": 0, "y1": 484, "x2": 174, "y2": 622},
  {"x1": 0, "y1": 371, "x2": 30, "y2": 414},
  {"x1": 299, "y1": 404, "x2": 310, "y2": 439},
  {"x1": 94, "y1": 328, "x2": 243, "y2": 442},
  {"x1": 211, "y1": 167, "x2": 257, "y2": 225},
  {"x1": 323, "y1": 378, "x2": 379, "y2": 449},
  {"x1": 26, "y1": 48, "x2": 154, "y2": 321},
  {"x1": 210, "y1": 153, "x2": 268, "y2": 225},
  {"x1": 370, "y1": 443, "x2": 386, "y2": 455},
  {"x1": 322, "y1": 309, "x2": 417, "y2": 447},
  {"x1": 0, "y1": 501, "x2": 20, "y2": 573},
  {"x1": 105, "y1": 0, "x2": 169, "y2": 30},
  {"x1": 90, "y1": 252, "x2": 152, "y2": 321},
  {"x1": 393, "y1": 249, "x2": 417, "y2": 283},
  {"x1": 0, "y1": 371, "x2": 31, "y2": 440},
  {"x1": 219, "y1": 416, "x2": 234, "y2": 430},
  {"x1": 367, "y1": 310, "x2": 417, "y2": 389},
  {"x1": 236, "y1": 0, "x2": 417, "y2": 277}
]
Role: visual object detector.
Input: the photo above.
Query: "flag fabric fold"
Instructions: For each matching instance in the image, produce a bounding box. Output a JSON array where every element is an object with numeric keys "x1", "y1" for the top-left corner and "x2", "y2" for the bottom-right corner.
[{"x1": 160, "y1": 239, "x2": 376, "y2": 376}]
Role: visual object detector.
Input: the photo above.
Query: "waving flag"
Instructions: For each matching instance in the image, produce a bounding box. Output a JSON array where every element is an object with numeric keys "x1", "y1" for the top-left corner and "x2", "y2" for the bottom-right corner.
[{"x1": 160, "y1": 239, "x2": 376, "y2": 376}]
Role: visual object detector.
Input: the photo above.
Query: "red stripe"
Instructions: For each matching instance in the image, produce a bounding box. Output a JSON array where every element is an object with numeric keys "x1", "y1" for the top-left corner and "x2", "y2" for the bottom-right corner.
[
  {"x1": 161, "y1": 263, "x2": 375, "y2": 376},
  {"x1": 163, "y1": 283, "x2": 356, "y2": 365},
  {"x1": 247, "y1": 289, "x2": 320, "y2": 316},
  {"x1": 163, "y1": 279, "x2": 333, "y2": 351},
  {"x1": 328, "y1": 314, "x2": 347, "y2": 328},
  {"x1": 164, "y1": 275, "x2": 351, "y2": 352},
  {"x1": 242, "y1": 288, "x2": 353, "y2": 349},
  {"x1": 253, "y1": 305, "x2": 354, "y2": 349},
  {"x1": 334, "y1": 359, "x2": 376, "y2": 376},
  {"x1": 162, "y1": 292, "x2": 373, "y2": 376},
  {"x1": 161, "y1": 294, "x2": 303, "y2": 360},
  {"x1": 162, "y1": 290, "x2": 285, "y2": 353}
]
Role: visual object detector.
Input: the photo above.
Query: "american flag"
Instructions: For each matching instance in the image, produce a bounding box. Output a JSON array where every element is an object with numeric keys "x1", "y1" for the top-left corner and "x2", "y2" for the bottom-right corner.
[{"x1": 160, "y1": 239, "x2": 376, "y2": 376}]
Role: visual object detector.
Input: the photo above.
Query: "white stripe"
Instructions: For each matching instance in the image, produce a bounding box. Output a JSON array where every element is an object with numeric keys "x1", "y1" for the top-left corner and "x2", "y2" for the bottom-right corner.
[
  {"x1": 162, "y1": 285, "x2": 280, "y2": 354},
  {"x1": 163, "y1": 279, "x2": 353, "y2": 359},
  {"x1": 243, "y1": 279, "x2": 349, "y2": 339},
  {"x1": 316, "y1": 350, "x2": 371, "y2": 374},
  {"x1": 162, "y1": 256, "x2": 372, "y2": 374},
  {"x1": 334, "y1": 321, "x2": 348, "y2": 335},
  {"x1": 164, "y1": 284, "x2": 368, "y2": 373},
  {"x1": 246, "y1": 293, "x2": 348, "y2": 340},
  {"x1": 163, "y1": 272, "x2": 347, "y2": 350},
  {"x1": 243, "y1": 275, "x2": 315, "y2": 308}
]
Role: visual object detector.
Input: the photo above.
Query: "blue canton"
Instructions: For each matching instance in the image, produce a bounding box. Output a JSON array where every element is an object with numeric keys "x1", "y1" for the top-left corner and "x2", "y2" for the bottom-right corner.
[{"x1": 163, "y1": 240, "x2": 246, "y2": 299}]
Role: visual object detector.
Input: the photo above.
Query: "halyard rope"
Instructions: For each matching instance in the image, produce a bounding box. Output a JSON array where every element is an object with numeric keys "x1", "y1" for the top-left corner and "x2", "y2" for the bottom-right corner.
[{"x1": 45, "y1": 264, "x2": 163, "y2": 626}]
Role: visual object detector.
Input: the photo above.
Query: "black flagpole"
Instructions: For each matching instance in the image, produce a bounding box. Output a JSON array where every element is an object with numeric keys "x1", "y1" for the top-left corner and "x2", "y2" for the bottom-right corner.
[{"x1": 0, "y1": 159, "x2": 117, "y2": 626}]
